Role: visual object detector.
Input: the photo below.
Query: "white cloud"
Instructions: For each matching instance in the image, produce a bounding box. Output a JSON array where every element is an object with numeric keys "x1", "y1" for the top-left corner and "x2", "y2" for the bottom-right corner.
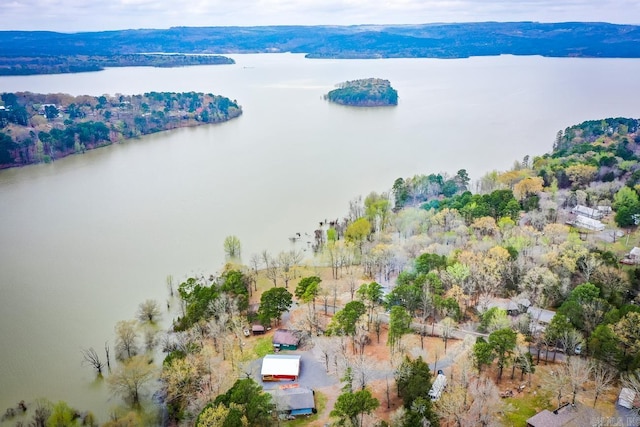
[{"x1": 1, "y1": 0, "x2": 638, "y2": 31}]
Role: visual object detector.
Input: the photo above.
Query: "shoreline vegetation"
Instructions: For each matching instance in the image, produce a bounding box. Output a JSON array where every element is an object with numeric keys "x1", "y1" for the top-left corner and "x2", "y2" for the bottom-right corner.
[
  {"x1": 0, "y1": 54, "x2": 235, "y2": 76},
  {"x1": 0, "y1": 91, "x2": 242, "y2": 169},
  {"x1": 1, "y1": 22, "x2": 640, "y2": 75},
  {"x1": 325, "y1": 78, "x2": 398, "y2": 107},
  {"x1": 5, "y1": 116, "x2": 640, "y2": 425}
]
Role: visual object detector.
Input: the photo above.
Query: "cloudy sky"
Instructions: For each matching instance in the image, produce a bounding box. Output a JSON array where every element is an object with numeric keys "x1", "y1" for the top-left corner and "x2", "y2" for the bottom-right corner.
[{"x1": 3, "y1": 0, "x2": 639, "y2": 32}]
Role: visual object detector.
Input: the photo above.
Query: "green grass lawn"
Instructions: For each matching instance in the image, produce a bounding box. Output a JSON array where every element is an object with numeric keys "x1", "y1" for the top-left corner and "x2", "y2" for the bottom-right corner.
[
  {"x1": 251, "y1": 336, "x2": 273, "y2": 359},
  {"x1": 501, "y1": 391, "x2": 552, "y2": 427}
]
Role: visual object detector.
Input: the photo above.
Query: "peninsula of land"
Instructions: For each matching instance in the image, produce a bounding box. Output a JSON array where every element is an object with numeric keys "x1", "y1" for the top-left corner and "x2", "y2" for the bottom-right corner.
[
  {"x1": 0, "y1": 54, "x2": 235, "y2": 76},
  {"x1": 325, "y1": 78, "x2": 398, "y2": 107},
  {"x1": 0, "y1": 91, "x2": 242, "y2": 168}
]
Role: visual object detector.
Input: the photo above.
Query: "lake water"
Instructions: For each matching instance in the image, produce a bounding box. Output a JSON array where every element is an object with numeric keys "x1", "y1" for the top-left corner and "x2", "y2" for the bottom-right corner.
[{"x1": 0, "y1": 53, "x2": 639, "y2": 422}]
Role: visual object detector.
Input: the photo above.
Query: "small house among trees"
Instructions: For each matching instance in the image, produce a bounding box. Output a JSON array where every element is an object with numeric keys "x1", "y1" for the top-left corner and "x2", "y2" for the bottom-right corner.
[
  {"x1": 527, "y1": 306, "x2": 556, "y2": 332},
  {"x1": 267, "y1": 386, "x2": 316, "y2": 417},
  {"x1": 273, "y1": 329, "x2": 300, "y2": 350},
  {"x1": 526, "y1": 402, "x2": 599, "y2": 427}
]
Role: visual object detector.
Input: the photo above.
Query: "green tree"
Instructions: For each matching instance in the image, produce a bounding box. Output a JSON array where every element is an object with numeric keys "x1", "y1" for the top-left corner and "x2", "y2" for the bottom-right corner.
[
  {"x1": 394, "y1": 356, "x2": 440, "y2": 426},
  {"x1": 415, "y1": 252, "x2": 447, "y2": 275},
  {"x1": 258, "y1": 287, "x2": 292, "y2": 326},
  {"x1": 393, "y1": 177, "x2": 410, "y2": 208},
  {"x1": 613, "y1": 186, "x2": 640, "y2": 227},
  {"x1": 473, "y1": 338, "x2": 494, "y2": 374},
  {"x1": 479, "y1": 307, "x2": 509, "y2": 333},
  {"x1": 223, "y1": 235, "x2": 241, "y2": 259},
  {"x1": 329, "y1": 300, "x2": 366, "y2": 337},
  {"x1": 220, "y1": 269, "x2": 249, "y2": 310},
  {"x1": 345, "y1": 217, "x2": 371, "y2": 254},
  {"x1": 614, "y1": 312, "x2": 640, "y2": 357},
  {"x1": 388, "y1": 305, "x2": 412, "y2": 353},
  {"x1": 357, "y1": 281, "x2": 384, "y2": 329},
  {"x1": 589, "y1": 324, "x2": 623, "y2": 367},
  {"x1": 488, "y1": 328, "x2": 517, "y2": 382},
  {"x1": 213, "y1": 378, "x2": 273, "y2": 427},
  {"x1": 295, "y1": 276, "x2": 322, "y2": 303},
  {"x1": 558, "y1": 283, "x2": 609, "y2": 337},
  {"x1": 175, "y1": 276, "x2": 219, "y2": 330},
  {"x1": 196, "y1": 403, "x2": 248, "y2": 427},
  {"x1": 330, "y1": 389, "x2": 379, "y2": 427},
  {"x1": 47, "y1": 401, "x2": 79, "y2": 427}
]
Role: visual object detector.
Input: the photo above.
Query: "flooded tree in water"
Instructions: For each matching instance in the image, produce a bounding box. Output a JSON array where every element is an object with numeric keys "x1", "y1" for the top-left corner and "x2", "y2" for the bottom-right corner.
[
  {"x1": 137, "y1": 299, "x2": 161, "y2": 324},
  {"x1": 81, "y1": 347, "x2": 105, "y2": 377},
  {"x1": 223, "y1": 235, "x2": 241, "y2": 259}
]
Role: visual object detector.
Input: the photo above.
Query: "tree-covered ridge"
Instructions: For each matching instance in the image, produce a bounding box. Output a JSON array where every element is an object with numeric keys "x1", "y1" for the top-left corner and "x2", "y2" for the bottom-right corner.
[
  {"x1": 0, "y1": 91, "x2": 242, "y2": 168},
  {"x1": 2, "y1": 23, "x2": 640, "y2": 69},
  {"x1": 0, "y1": 54, "x2": 235, "y2": 76},
  {"x1": 326, "y1": 78, "x2": 398, "y2": 107}
]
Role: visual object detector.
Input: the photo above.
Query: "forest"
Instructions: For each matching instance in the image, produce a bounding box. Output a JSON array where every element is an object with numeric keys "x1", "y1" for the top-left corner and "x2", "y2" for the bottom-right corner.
[
  {"x1": 0, "y1": 54, "x2": 234, "y2": 76},
  {"x1": 5, "y1": 116, "x2": 640, "y2": 426},
  {"x1": 0, "y1": 91, "x2": 242, "y2": 168},
  {"x1": 1, "y1": 22, "x2": 640, "y2": 76},
  {"x1": 325, "y1": 79, "x2": 398, "y2": 107}
]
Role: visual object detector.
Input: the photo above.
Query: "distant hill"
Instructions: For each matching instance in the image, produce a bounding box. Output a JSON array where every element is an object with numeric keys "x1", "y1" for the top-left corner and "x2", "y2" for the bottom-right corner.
[{"x1": 1, "y1": 22, "x2": 640, "y2": 75}]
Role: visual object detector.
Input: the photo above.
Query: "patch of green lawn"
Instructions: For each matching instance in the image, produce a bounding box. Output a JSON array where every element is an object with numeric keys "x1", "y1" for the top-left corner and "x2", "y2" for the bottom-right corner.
[
  {"x1": 502, "y1": 391, "x2": 552, "y2": 427},
  {"x1": 250, "y1": 336, "x2": 274, "y2": 359}
]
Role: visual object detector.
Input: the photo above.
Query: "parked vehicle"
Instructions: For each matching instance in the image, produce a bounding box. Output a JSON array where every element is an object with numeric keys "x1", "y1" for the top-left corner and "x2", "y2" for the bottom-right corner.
[{"x1": 429, "y1": 372, "x2": 447, "y2": 401}]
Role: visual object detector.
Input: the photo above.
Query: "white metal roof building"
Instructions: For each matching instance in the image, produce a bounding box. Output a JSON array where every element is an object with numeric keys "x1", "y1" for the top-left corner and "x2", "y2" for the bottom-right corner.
[
  {"x1": 571, "y1": 204, "x2": 603, "y2": 219},
  {"x1": 261, "y1": 354, "x2": 302, "y2": 381},
  {"x1": 570, "y1": 215, "x2": 605, "y2": 231}
]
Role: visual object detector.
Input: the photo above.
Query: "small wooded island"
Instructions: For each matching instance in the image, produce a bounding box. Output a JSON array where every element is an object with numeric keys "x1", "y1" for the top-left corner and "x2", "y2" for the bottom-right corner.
[
  {"x1": 325, "y1": 78, "x2": 398, "y2": 107},
  {"x1": 0, "y1": 91, "x2": 241, "y2": 168}
]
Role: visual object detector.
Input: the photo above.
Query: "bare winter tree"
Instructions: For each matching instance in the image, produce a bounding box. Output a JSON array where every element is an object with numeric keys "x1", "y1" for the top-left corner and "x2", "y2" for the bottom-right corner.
[
  {"x1": 262, "y1": 251, "x2": 279, "y2": 287},
  {"x1": 277, "y1": 249, "x2": 302, "y2": 288},
  {"x1": 591, "y1": 362, "x2": 615, "y2": 408},
  {"x1": 566, "y1": 357, "x2": 591, "y2": 405},
  {"x1": 466, "y1": 376, "x2": 501, "y2": 427},
  {"x1": 349, "y1": 353, "x2": 376, "y2": 390},
  {"x1": 249, "y1": 253, "x2": 261, "y2": 292},
  {"x1": 166, "y1": 274, "x2": 174, "y2": 298},
  {"x1": 115, "y1": 320, "x2": 140, "y2": 361},
  {"x1": 435, "y1": 384, "x2": 468, "y2": 427},
  {"x1": 544, "y1": 367, "x2": 571, "y2": 408},
  {"x1": 105, "y1": 341, "x2": 111, "y2": 372},
  {"x1": 137, "y1": 299, "x2": 161, "y2": 324},
  {"x1": 441, "y1": 317, "x2": 457, "y2": 354},
  {"x1": 347, "y1": 272, "x2": 358, "y2": 301},
  {"x1": 81, "y1": 347, "x2": 105, "y2": 377}
]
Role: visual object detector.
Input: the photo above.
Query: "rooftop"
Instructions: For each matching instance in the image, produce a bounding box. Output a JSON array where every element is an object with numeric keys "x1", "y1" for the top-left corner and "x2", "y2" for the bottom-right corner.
[
  {"x1": 261, "y1": 354, "x2": 302, "y2": 377},
  {"x1": 266, "y1": 386, "x2": 315, "y2": 411},
  {"x1": 526, "y1": 403, "x2": 600, "y2": 427},
  {"x1": 273, "y1": 329, "x2": 300, "y2": 346}
]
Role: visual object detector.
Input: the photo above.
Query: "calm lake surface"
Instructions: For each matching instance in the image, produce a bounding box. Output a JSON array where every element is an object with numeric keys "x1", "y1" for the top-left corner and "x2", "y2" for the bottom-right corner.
[{"x1": 1, "y1": 53, "x2": 639, "y2": 422}]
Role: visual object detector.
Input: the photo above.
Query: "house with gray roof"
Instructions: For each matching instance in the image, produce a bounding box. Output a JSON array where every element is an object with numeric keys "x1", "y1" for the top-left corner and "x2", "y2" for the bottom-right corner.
[
  {"x1": 267, "y1": 386, "x2": 316, "y2": 417},
  {"x1": 526, "y1": 402, "x2": 600, "y2": 427}
]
